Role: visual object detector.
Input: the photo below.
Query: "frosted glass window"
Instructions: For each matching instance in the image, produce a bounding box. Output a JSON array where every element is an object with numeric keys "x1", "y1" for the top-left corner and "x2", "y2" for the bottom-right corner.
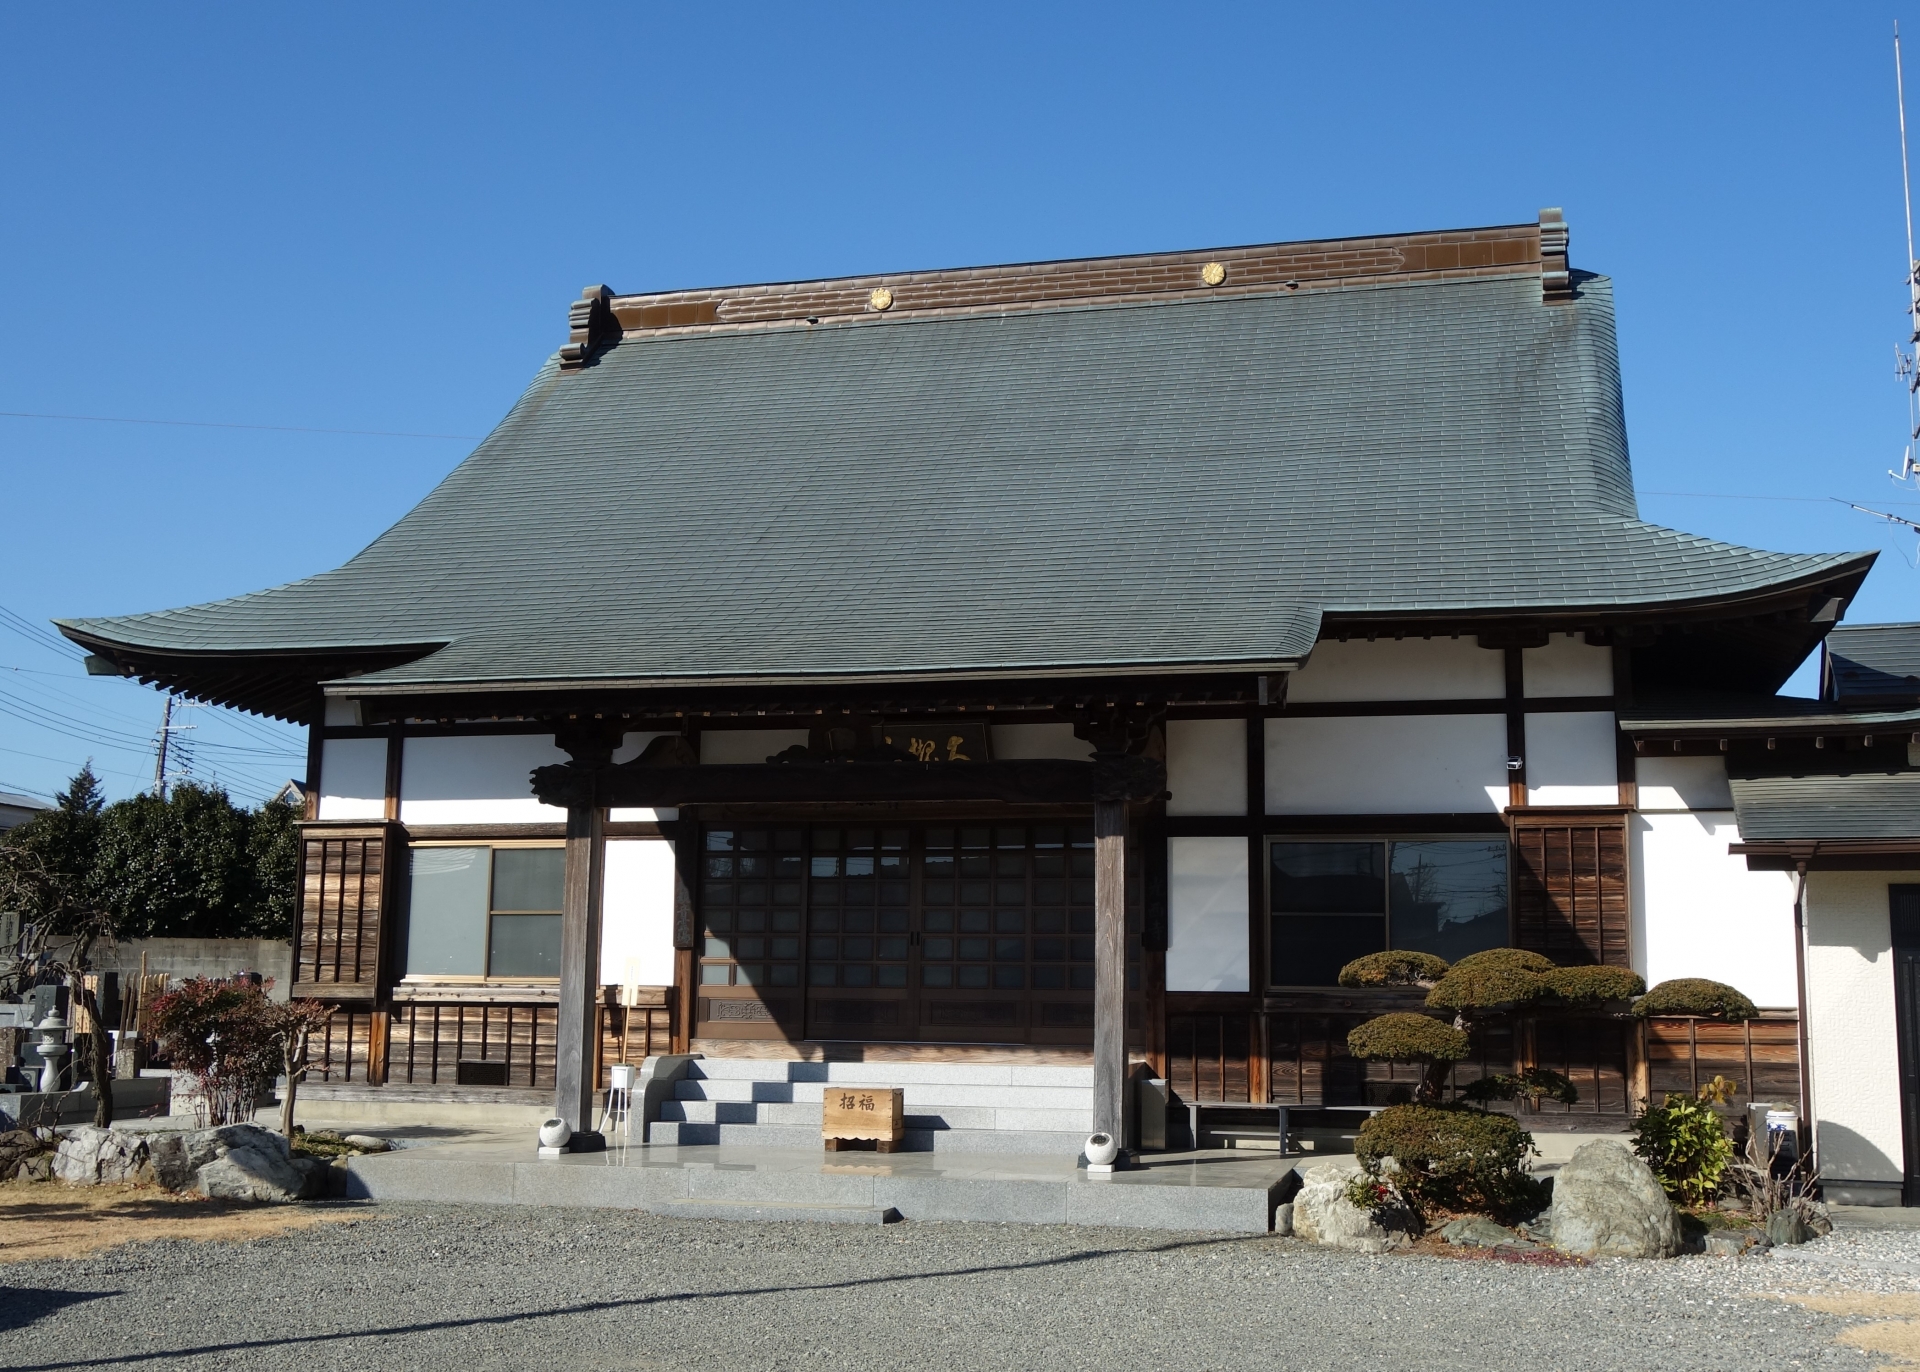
[
  {"x1": 1167, "y1": 837, "x2": 1249, "y2": 992},
  {"x1": 489, "y1": 849, "x2": 563, "y2": 977},
  {"x1": 406, "y1": 847, "x2": 489, "y2": 976}
]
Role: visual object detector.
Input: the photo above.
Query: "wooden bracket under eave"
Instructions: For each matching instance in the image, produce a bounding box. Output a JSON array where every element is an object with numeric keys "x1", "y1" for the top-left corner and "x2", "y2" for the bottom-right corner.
[
  {"x1": 560, "y1": 283, "x2": 624, "y2": 371},
  {"x1": 1540, "y1": 208, "x2": 1573, "y2": 304}
]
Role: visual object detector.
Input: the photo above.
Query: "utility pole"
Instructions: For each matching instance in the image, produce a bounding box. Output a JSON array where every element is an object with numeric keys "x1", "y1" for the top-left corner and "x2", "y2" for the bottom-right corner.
[{"x1": 152, "y1": 694, "x2": 173, "y2": 799}]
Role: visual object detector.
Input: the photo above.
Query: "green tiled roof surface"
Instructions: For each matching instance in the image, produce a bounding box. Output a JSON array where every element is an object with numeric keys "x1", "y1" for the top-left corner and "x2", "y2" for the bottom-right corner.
[
  {"x1": 63, "y1": 273, "x2": 1869, "y2": 689},
  {"x1": 1731, "y1": 772, "x2": 1920, "y2": 841},
  {"x1": 1826, "y1": 621, "x2": 1920, "y2": 701}
]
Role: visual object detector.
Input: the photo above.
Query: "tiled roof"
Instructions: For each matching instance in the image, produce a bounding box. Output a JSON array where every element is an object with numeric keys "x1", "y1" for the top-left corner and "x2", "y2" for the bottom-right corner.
[
  {"x1": 1825, "y1": 622, "x2": 1920, "y2": 702},
  {"x1": 61, "y1": 254, "x2": 1871, "y2": 698},
  {"x1": 1731, "y1": 772, "x2": 1920, "y2": 841}
]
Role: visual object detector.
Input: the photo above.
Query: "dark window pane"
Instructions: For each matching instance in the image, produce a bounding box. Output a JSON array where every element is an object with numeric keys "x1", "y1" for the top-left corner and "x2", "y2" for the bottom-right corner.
[
  {"x1": 1034, "y1": 854, "x2": 1067, "y2": 877},
  {"x1": 845, "y1": 855, "x2": 875, "y2": 877},
  {"x1": 995, "y1": 881, "x2": 1026, "y2": 905},
  {"x1": 1034, "y1": 826, "x2": 1065, "y2": 849},
  {"x1": 844, "y1": 879, "x2": 874, "y2": 904},
  {"x1": 705, "y1": 911, "x2": 733, "y2": 934},
  {"x1": 958, "y1": 937, "x2": 990, "y2": 961},
  {"x1": 997, "y1": 827, "x2": 1026, "y2": 848},
  {"x1": 812, "y1": 879, "x2": 841, "y2": 905},
  {"x1": 813, "y1": 830, "x2": 841, "y2": 851},
  {"x1": 775, "y1": 829, "x2": 804, "y2": 850},
  {"x1": 811, "y1": 909, "x2": 841, "y2": 932},
  {"x1": 960, "y1": 855, "x2": 990, "y2": 878},
  {"x1": 1070, "y1": 938, "x2": 1095, "y2": 962},
  {"x1": 773, "y1": 882, "x2": 802, "y2": 906},
  {"x1": 1070, "y1": 880, "x2": 1095, "y2": 904},
  {"x1": 848, "y1": 831, "x2": 876, "y2": 853},
  {"x1": 994, "y1": 938, "x2": 1025, "y2": 961},
  {"x1": 881, "y1": 830, "x2": 909, "y2": 850},
  {"x1": 1034, "y1": 880, "x2": 1068, "y2": 906},
  {"x1": 771, "y1": 937, "x2": 800, "y2": 960},
  {"x1": 878, "y1": 910, "x2": 909, "y2": 933},
  {"x1": 1034, "y1": 911, "x2": 1066, "y2": 935},
  {"x1": 1271, "y1": 915, "x2": 1386, "y2": 986},
  {"x1": 1034, "y1": 938, "x2": 1067, "y2": 962},
  {"x1": 1271, "y1": 842, "x2": 1384, "y2": 914},
  {"x1": 775, "y1": 854, "x2": 804, "y2": 878},
  {"x1": 960, "y1": 910, "x2": 990, "y2": 934},
  {"x1": 994, "y1": 965, "x2": 1025, "y2": 989},
  {"x1": 736, "y1": 855, "x2": 766, "y2": 878},
  {"x1": 810, "y1": 937, "x2": 838, "y2": 960},
  {"x1": 925, "y1": 829, "x2": 954, "y2": 851},
  {"x1": 1388, "y1": 841, "x2": 1512, "y2": 961},
  {"x1": 924, "y1": 881, "x2": 955, "y2": 905},
  {"x1": 705, "y1": 881, "x2": 734, "y2": 905},
  {"x1": 1032, "y1": 965, "x2": 1066, "y2": 989},
  {"x1": 961, "y1": 882, "x2": 990, "y2": 906},
  {"x1": 923, "y1": 965, "x2": 953, "y2": 987},
  {"x1": 739, "y1": 830, "x2": 769, "y2": 851},
  {"x1": 703, "y1": 937, "x2": 732, "y2": 959},
  {"x1": 1069, "y1": 965, "x2": 1095, "y2": 988},
  {"x1": 739, "y1": 883, "x2": 769, "y2": 905},
  {"x1": 1070, "y1": 852, "x2": 1095, "y2": 877},
  {"x1": 770, "y1": 964, "x2": 799, "y2": 986},
  {"x1": 771, "y1": 910, "x2": 801, "y2": 932},
  {"x1": 880, "y1": 881, "x2": 911, "y2": 906},
  {"x1": 491, "y1": 849, "x2": 564, "y2": 913},
  {"x1": 842, "y1": 909, "x2": 874, "y2": 934},
  {"x1": 488, "y1": 914, "x2": 561, "y2": 976},
  {"x1": 705, "y1": 856, "x2": 734, "y2": 878},
  {"x1": 735, "y1": 937, "x2": 765, "y2": 959},
  {"x1": 1070, "y1": 825, "x2": 1094, "y2": 848},
  {"x1": 810, "y1": 964, "x2": 837, "y2": 986},
  {"x1": 958, "y1": 965, "x2": 990, "y2": 988},
  {"x1": 843, "y1": 937, "x2": 873, "y2": 961},
  {"x1": 925, "y1": 938, "x2": 953, "y2": 960},
  {"x1": 877, "y1": 965, "x2": 908, "y2": 988},
  {"x1": 1070, "y1": 911, "x2": 1094, "y2": 936},
  {"x1": 925, "y1": 911, "x2": 953, "y2": 934},
  {"x1": 842, "y1": 964, "x2": 873, "y2": 987},
  {"x1": 735, "y1": 964, "x2": 769, "y2": 987},
  {"x1": 877, "y1": 937, "x2": 908, "y2": 960},
  {"x1": 995, "y1": 910, "x2": 1026, "y2": 934},
  {"x1": 706, "y1": 830, "x2": 735, "y2": 852},
  {"x1": 811, "y1": 856, "x2": 840, "y2": 878},
  {"x1": 961, "y1": 828, "x2": 990, "y2": 849},
  {"x1": 736, "y1": 909, "x2": 766, "y2": 932}
]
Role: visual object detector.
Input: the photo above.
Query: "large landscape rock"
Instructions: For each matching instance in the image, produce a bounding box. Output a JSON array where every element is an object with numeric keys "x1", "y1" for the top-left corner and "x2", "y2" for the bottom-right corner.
[
  {"x1": 52, "y1": 1126, "x2": 151, "y2": 1185},
  {"x1": 1289, "y1": 1163, "x2": 1417, "y2": 1254},
  {"x1": 149, "y1": 1124, "x2": 314, "y2": 1202},
  {"x1": 0, "y1": 1128, "x2": 52, "y2": 1181},
  {"x1": 1549, "y1": 1139, "x2": 1683, "y2": 1258}
]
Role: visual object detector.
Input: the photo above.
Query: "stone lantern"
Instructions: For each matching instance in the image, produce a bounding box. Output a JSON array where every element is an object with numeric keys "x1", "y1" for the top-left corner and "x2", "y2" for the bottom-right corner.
[{"x1": 34, "y1": 1011, "x2": 69, "y2": 1094}]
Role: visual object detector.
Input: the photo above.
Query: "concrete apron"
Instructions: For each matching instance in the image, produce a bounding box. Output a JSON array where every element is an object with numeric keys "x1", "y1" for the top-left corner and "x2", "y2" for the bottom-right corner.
[{"x1": 342, "y1": 1138, "x2": 1297, "y2": 1233}]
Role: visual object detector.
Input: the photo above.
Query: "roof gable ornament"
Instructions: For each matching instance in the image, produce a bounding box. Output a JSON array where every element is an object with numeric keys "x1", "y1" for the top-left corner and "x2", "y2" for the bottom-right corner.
[
  {"x1": 1539, "y1": 208, "x2": 1573, "y2": 304},
  {"x1": 560, "y1": 284, "x2": 624, "y2": 371}
]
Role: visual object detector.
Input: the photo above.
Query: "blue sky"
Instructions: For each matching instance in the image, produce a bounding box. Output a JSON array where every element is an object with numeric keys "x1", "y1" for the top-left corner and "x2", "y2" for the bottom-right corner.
[{"x1": 3, "y1": 5, "x2": 1919, "y2": 805}]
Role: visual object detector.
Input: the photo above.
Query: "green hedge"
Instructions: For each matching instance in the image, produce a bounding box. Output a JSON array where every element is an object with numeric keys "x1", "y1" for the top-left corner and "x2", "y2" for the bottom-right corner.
[
  {"x1": 1353, "y1": 1104, "x2": 1544, "y2": 1219},
  {"x1": 1542, "y1": 965, "x2": 1646, "y2": 1003},
  {"x1": 1632, "y1": 978, "x2": 1758, "y2": 1021}
]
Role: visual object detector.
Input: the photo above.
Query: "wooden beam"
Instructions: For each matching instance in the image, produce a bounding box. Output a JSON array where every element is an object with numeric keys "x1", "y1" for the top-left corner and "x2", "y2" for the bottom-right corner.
[
  {"x1": 553, "y1": 804, "x2": 606, "y2": 1137},
  {"x1": 1092, "y1": 798, "x2": 1128, "y2": 1157}
]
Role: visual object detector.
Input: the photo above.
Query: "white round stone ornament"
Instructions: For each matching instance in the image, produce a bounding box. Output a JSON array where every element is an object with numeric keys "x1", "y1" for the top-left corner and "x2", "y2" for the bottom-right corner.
[
  {"x1": 538, "y1": 1118, "x2": 573, "y2": 1149},
  {"x1": 1084, "y1": 1132, "x2": 1119, "y2": 1167}
]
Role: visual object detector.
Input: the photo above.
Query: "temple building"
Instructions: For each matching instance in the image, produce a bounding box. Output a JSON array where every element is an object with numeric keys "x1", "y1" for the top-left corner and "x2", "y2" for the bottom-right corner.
[{"x1": 59, "y1": 211, "x2": 1907, "y2": 1196}]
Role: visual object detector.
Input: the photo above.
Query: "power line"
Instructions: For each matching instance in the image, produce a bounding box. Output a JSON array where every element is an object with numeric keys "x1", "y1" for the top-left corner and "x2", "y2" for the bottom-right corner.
[{"x1": 0, "y1": 409, "x2": 479, "y2": 441}]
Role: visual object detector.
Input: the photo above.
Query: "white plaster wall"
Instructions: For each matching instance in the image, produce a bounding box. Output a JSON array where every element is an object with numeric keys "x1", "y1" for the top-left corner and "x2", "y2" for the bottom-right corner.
[
  {"x1": 990, "y1": 723, "x2": 1093, "y2": 760},
  {"x1": 1805, "y1": 871, "x2": 1905, "y2": 1187},
  {"x1": 1266, "y1": 714, "x2": 1507, "y2": 814},
  {"x1": 1636, "y1": 756, "x2": 1734, "y2": 810},
  {"x1": 398, "y1": 734, "x2": 570, "y2": 824},
  {"x1": 1525, "y1": 711, "x2": 1619, "y2": 806},
  {"x1": 1631, "y1": 811, "x2": 1797, "y2": 1005},
  {"x1": 322, "y1": 698, "x2": 361, "y2": 726},
  {"x1": 1286, "y1": 638, "x2": 1504, "y2": 702},
  {"x1": 1167, "y1": 836, "x2": 1249, "y2": 992},
  {"x1": 602, "y1": 838, "x2": 677, "y2": 987},
  {"x1": 317, "y1": 738, "x2": 387, "y2": 820},
  {"x1": 1166, "y1": 719, "x2": 1247, "y2": 816},
  {"x1": 1522, "y1": 634, "x2": 1614, "y2": 697},
  {"x1": 700, "y1": 729, "x2": 810, "y2": 764}
]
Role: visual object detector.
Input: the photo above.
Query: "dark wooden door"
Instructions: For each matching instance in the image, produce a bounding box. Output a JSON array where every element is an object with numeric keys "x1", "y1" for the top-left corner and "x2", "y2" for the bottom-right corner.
[
  {"x1": 692, "y1": 820, "x2": 1100, "y2": 1046},
  {"x1": 1890, "y1": 885, "x2": 1920, "y2": 1205}
]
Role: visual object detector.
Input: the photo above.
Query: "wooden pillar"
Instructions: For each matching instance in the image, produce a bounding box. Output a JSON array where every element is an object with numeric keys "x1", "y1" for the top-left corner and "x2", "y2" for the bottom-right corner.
[
  {"x1": 1093, "y1": 798, "x2": 1129, "y2": 1153},
  {"x1": 554, "y1": 803, "x2": 606, "y2": 1136}
]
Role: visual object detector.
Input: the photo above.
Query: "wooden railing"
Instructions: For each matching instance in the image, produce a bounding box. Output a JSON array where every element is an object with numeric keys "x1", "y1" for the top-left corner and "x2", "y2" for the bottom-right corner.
[{"x1": 1166, "y1": 1006, "x2": 1800, "y2": 1119}]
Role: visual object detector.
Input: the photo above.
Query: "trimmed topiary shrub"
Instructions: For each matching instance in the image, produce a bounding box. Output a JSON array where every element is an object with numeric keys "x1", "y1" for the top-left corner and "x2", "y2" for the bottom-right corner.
[
  {"x1": 1542, "y1": 965, "x2": 1647, "y2": 1003},
  {"x1": 1632, "y1": 978, "x2": 1758, "y2": 1022},
  {"x1": 1353, "y1": 1104, "x2": 1545, "y2": 1219},
  {"x1": 1450, "y1": 948, "x2": 1554, "y2": 975},
  {"x1": 1347, "y1": 1012, "x2": 1470, "y2": 1064},
  {"x1": 1426, "y1": 960, "x2": 1547, "y2": 1012},
  {"x1": 1337, "y1": 950, "x2": 1450, "y2": 988}
]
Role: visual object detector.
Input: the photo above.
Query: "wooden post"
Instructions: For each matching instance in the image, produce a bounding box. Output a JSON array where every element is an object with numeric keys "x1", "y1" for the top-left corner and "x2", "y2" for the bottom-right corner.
[
  {"x1": 554, "y1": 803, "x2": 606, "y2": 1137},
  {"x1": 1093, "y1": 798, "x2": 1128, "y2": 1155}
]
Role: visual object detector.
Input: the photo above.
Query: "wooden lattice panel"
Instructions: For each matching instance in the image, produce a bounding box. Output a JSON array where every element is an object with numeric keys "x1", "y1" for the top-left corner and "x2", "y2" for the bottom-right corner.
[
  {"x1": 294, "y1": 826, "x2": 395, "y2": 997},
  {"x1": 1511, "y1": 811, "x2": 1631, "y2": 967},
  {"x1": 388, "y1": 1002, "x2": 558, "y2": 1090}
]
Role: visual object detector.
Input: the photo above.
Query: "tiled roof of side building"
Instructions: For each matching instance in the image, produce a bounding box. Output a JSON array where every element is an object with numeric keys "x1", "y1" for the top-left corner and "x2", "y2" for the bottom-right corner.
[
  {"x1": 59, "y1": 216, "x2": 1873, "y2": 713},
  {"x1": 1731, "y1": 772, "x2": 1920, "y2": 842},
  {"x1": 1824, "y1": 622, "x2": 1920, "y2": 702}
]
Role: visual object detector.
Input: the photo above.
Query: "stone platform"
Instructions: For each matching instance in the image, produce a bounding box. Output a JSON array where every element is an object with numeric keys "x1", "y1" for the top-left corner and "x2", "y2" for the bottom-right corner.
[{"x1": 341, "y1": 1135, "x2": 1295, "y2": 1233}]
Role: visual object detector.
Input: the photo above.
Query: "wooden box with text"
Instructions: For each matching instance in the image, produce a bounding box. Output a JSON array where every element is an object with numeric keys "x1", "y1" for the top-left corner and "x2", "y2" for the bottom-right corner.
[{"x1": 822, "y1": 1087, "x2": 905, "y2": 1152}]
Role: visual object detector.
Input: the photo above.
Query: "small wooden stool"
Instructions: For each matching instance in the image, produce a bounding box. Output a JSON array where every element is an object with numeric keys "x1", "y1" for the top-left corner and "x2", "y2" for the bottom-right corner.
[{"x1": 822, "y1": 1087, "x2": 904, "y2": 1153}]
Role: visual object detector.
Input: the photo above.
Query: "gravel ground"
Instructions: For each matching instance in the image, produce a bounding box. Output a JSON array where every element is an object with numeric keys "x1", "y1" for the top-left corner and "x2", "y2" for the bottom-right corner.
[{"x1": 2, "y1": 1204, "x2": 1915, "y2": 1372}]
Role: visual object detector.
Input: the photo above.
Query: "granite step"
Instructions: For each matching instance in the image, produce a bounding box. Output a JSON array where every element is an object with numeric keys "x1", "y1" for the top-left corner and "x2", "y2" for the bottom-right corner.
[
  {"x1": 657, "y1": 1099, "x2": 1093, "y2": 1133},
  {"x1": 686, "y1": 1059, "x2": 1094, "y2": 1088},
  {"x1": 648, "y1": 1120, "x2": 1092, "y2": 1154},
  {"x1": 644, "y1": 1197, "x2": 900, "y2": 1225},
  {"x1": 672, "y1": 1079, "x2": 1093, "y2": 1110}
]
